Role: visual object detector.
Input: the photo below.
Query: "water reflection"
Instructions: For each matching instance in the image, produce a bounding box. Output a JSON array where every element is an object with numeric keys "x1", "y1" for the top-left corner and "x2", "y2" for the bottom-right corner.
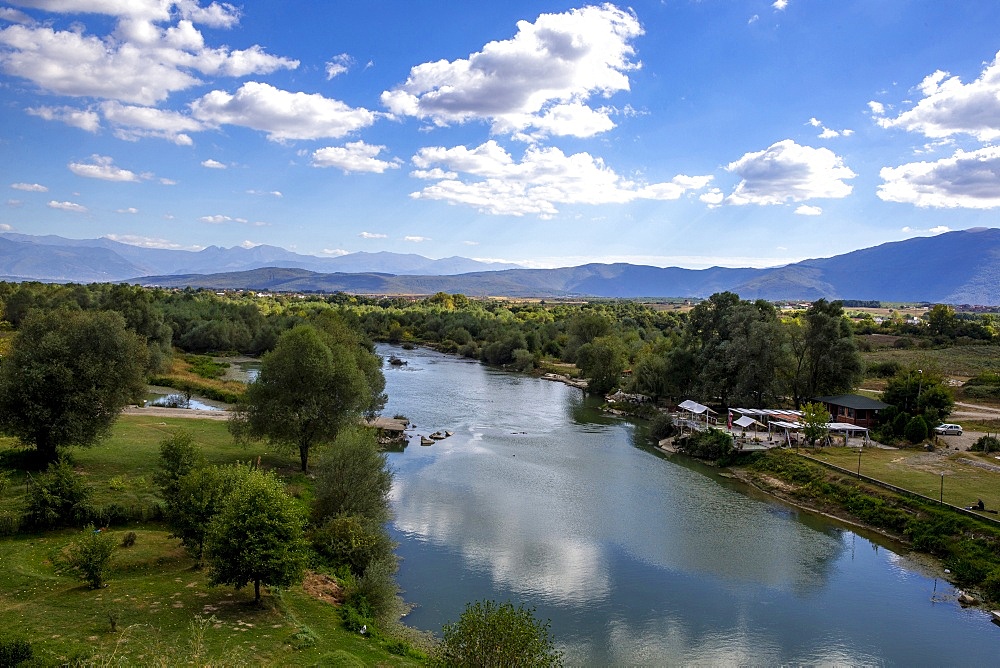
[{"x1": 382, "y1": 345, "x2": 1000, "y2": 664}]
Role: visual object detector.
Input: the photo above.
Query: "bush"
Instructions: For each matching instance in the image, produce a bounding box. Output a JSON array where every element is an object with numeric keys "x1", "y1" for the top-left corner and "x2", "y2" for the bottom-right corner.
[
  {"x1": 23, "y1": 458, "x2": 92, "y2": 530},
  {"x1": 867, "y1": 360, "x2": 903, "y2": 378},
  {"x1": 121, "y1": 531, "x2": 137, "y2": 548},
  {"x1": 351, "y1": 557, "x2": 401, "y2": 625},
  {"x1": 981, "y1": 567, "x2": 1000, "y2": 603},
  {"x1": 311, "y1": 514, "x2": 395, "y2": 576},
  {"x1": 0, "y1": 636, "x2": 33, "y2": 666},
  {"x1": 676, "y1": 428, "x2": 734, "y2": 461},
  {"x1": 970, "y1": 435, "x2": 1000, "y2": 453},
  {"x1": 891, "y1": 412, "x2": 910, "y2": 437},
  {"x1": 904, "y1": 415, "x2": 929, "y2": 444},
  {"x1": 648, "y1": 412, "x2": 675, "y2": 441},
  {"x1": 68, "y1": 525, "x2": 117, "y2": 589},
  {"x1": 436, "y1": 600, "x2": 562, "y2": 667}
]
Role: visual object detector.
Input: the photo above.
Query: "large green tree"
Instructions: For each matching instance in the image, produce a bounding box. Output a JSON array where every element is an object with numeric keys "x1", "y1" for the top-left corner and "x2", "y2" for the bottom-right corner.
[
  {"x1": 881, "y1": 368, "x2": 954, "y2": 426},
  {"x1": 786, "y1": 299, "x2": 863, "y2": 407},
  {"x1": 204, "y1": 467, "x2": 308, "y2": 603},
  {"x1": 0, "y1": 310, "x2": 148, "y2": 463},
  {"x1": 229, "y1": 323, "x2": 385, "y2": 471}
]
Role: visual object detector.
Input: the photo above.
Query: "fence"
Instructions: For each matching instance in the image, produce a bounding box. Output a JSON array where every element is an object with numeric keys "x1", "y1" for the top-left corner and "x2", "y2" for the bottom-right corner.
[{"x1": 799, "y1": 453, "x2": 1000, "y2": 527}]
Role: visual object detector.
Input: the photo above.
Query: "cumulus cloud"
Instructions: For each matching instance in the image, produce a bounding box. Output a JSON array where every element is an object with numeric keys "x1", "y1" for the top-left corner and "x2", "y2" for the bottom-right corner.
[
  {"x1": 867, "y1": 100, "x2": 885, "y2": 115},
  {"x1": 359, "y1": 231, "x2": 387, "y2": 239},
  {"x1": 725, "y1": 139, "x2": 856, "y2": 205},
  {"x1": 0, "y1": 7, "x2": 32, "y2": 24},
  {"x1": 0, "y1": 5, "x2": 295, "y2": 105},
  {"x1": 48, "y1": 199, "x2": 87, "y2": 212},
  {"x1": 873, "y1": 50, "x2": 1000, "y2": 141},
  {"x1": 202, "y1": 159, "x2": 227, "y2": 169},
  {"x1": 68, "y1": 155, "x2": 142, "y2": 181},
  {"x1": 404, "y1": 235, "x2": 429, "y2": 242},
  {"x1": 312, "y1": 141, "x2": 402, "y2": 173},
  {"x1": 190, "y1": 81, "x2": 377, "y2": 141},
  {"x1": 100, "y1": 101, "x2": 203, "y2": 144},
  {"x1": 116, "y1": 207, "x2": 139, "y2": 214},
  {"x1": 410, "y1": 140, "x2": 712, "y2": 217},
  {"x1": 808, "y1": 117, "x2": 852, "y2": 139},
  {"x1": 794, "y1": 204, "x2": 822, "y2": 215},
  {"x1": 878, "y1": 146, "x2": 1000, "y2": 209},
  {"x1": 381, "y1": 4, "x2": 642, "y2": 139},
  {"x1": 773, "y1": 0, "x2": 789, "y2": 9},
  {"x1": 11, "y1": 182, "x2": 48, "y2": 192},
  {"x1": 26, "y1": 105, "x2": 101, "y2": 131}
]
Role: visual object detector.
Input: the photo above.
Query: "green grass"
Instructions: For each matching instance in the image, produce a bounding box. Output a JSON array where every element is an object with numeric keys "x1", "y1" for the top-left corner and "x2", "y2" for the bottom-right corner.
[
  {"x1": 862, "y1": 344, "x2": 1000, "y2": 379},
  {"x1": 0, "y1": 417, "x2": 430, "y2": 665},
  {"x1": 803, "y1": 446, "x2": 1000, "y2": 511}
]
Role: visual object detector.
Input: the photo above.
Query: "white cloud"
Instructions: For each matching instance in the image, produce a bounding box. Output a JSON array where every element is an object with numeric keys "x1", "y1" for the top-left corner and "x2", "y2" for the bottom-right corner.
[
  {"x1": 240, "y1": 240, "x2": 260, "y2": 248},
  {"x1": 748, "y1": 14, "x2": 759, "y2": 25},
  {"x1": 699, "y1": 188, "x2": 724, "y2": 207},
  {"x1": 199, "y1": 214, "x2": 247, "y2": 224},
  {"x1": 794, "y1": 204, "x2": 822, "y2": 215},
  {"x1": 878, "y1": 145, "x2": 1000, "y2": 209},
  {"x1": 116, "y1": 206, "x2": 139, "y2": 214},
  {"x1": 410, "y1": 140, "x2": 712, "y2": 217},
  {"x1": 100, "y1": 101, "x2": 203, "y2": 144},
  {"x1": 202, "y1": 159, "x2": 227, "y2": 169},
  {"x1": 0, "y1": 7, "x2": 33, "y2": 24},
  {"x1": 247, "y1": 189, "x2": 282, "y2": 197},
  {"x1": 773, "y1": 0, "x2": 789, "y2": 10},
  {"x1": 190, "y1": 81, "x2": 377, "y2": 141},
  {"x1": 808, "y1": 117, "x2": 852, "y2": 139},
  {"x1": 463, "y1": 240, "x2": 479, "y2": 246},
  {"x1": 322, "y1": 248, "x2": 349, "y2": 256},
  {"x1": 0, "y1": 9, "x2": 295, "y2": 105},
  {"x1": 404, "y1": 235, "x2": 429, "y2": 242},
  {"x1": 381, "y1": 4, "x2": 642, "y2": 139},
  {"x1": 312, "y1": 141, "x2": 402, "y2": 173},
  {"x1": 325, "y1": 53, "x2": 352, "y2": 79},
  {"x1": 48, "y1": 199, "x2": 87, "y2": 212},
  {"x1": 26, "y1": 105, "x2": 101, "y2": 131},
  {"x1": 0, "y1": 223, "x2": 12, "y2": 230},
  {"x1": 103, "y1": 233, "x2": 198, "y2": 250},
  {"x1": 11, "y1": 182, "x2": 48, "y2": 192},
  {"x1": 874, "y1": 50, "x2": 1000, "y2": 141},
  {"x1": 725, "y1": 139, "x2": 856, "y2": 205},
  {"x1": 929, "y1": 226, "x2": 951, "y2": 234},
  {"x1": 68, "y1": 154, "x2": 141, "y2": 181},
  {"x1": 359, "y1": 231, "x2": 387, "y2": 239}
]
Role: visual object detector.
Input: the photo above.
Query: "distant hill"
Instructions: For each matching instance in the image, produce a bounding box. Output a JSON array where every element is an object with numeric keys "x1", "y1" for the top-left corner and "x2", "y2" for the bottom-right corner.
[
  {"x1": 2, "y1": 229, "x2": 999, "y2": 304},
  {"x1": 0, "y1": 233, "x2": 519, "y2": 280}
]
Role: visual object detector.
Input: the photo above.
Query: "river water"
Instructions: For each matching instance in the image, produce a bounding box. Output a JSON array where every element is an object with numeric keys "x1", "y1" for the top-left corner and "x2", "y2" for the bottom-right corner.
[{"x1": 379, "y1": 344, "x2": 1000, "y2": 665}]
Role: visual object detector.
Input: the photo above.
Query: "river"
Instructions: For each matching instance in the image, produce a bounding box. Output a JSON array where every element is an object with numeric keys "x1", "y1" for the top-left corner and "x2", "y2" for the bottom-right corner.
[{"x1": 379, "y1": 344, "x2": 1000, "y2": 665}]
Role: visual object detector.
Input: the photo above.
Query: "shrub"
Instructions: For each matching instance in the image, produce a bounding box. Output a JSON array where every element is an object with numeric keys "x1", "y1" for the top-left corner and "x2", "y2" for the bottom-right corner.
[
  {"x1": 648, "y1": 412, "x2": 675, "y2": 441},
  {"x1": 867, "y1": 360, "x2": 902, "y2": 378},
  {"x1": 311, "y1": 514, "x2": 395, "y2": 577},
  {"x1": 0, "y1": 636, "x2": 33, "y2": 666},
  {"x1": 676, "y1": 428, "x2": 734, "y2": 461},
  {"x1": 904, "y1": 415, "x2": 929, "y2": 444},
  {"x1": 436, "y1": 600, "x2": 562, "y2": 667},
  {"x1": 23, "y1": 458, "x2": 92, "y2": 530},
  {"x1": 891, "y1": 412, "x2": 910, "y2": 437},
  {"x1": 982, "y1": 567, "x2": 1000, "y2": 603},
  {"x1": 970, "y1": 436, "x2": 1000, "y2": 453},
  {"x1": 351, "y1": 557, "x2": 401, "y2": 625},
  {"x1": 121, "y1": 531, "x2": 137, "y2": 548},
  {"x1": 68, "y1": 525, "x2": 117, "y2": 589}
]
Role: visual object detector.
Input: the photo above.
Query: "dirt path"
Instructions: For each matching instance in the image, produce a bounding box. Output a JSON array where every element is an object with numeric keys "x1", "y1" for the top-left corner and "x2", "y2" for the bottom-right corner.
[{"x1": 123, "y1": 405, "x2": 230, "y2": 421}]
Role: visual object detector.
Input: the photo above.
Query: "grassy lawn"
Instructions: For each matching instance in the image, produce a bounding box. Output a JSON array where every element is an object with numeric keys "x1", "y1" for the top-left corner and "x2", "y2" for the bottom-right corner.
[
  {"x1": 0, "y1": 528, "x2": 424, "y2": 665},
  {"x1": 861, "y1": 344, "x2": 1000, "y2": 380},
  {"x1": 803, "y1": 446, "x2": 1000, "y2": 512},
  {"x1": 0, "y1": 416, "x2": 429, "y2": 665}
]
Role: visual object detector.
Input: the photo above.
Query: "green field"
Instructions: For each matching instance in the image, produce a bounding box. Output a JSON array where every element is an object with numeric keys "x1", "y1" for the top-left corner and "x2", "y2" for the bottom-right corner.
[
  {"x1": 803, "y1": 446, "x2": 1000, "y2": 512},
  {"x1": 861, "y1": 344, "x2": 1000, "y2": 380},
  {"x1": 0, "y1": 416, "x2": 428, "y2": 665}
]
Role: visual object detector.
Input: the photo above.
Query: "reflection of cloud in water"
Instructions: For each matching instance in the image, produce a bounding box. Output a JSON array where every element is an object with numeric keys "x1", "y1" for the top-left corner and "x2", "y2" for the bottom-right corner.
[{"x1": 392, "y1": 443, "x2": 611, "y2": 604}]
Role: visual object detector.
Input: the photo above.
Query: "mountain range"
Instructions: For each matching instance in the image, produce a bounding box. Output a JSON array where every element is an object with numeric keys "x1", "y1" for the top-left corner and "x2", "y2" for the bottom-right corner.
[{"x1": 1, "y1": 229, "x2": 998, "y2": 304}]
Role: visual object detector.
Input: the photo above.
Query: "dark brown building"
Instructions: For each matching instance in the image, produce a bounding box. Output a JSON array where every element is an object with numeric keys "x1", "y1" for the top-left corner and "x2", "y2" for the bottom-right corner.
[{"x1": 813, "y1": 394, "x2": 889, "y2": 428}]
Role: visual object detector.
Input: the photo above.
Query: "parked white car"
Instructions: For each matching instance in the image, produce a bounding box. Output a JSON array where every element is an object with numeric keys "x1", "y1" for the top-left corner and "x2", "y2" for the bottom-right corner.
[{"x1": 934, "y1": 423, "x2": 963, "y2": 436}]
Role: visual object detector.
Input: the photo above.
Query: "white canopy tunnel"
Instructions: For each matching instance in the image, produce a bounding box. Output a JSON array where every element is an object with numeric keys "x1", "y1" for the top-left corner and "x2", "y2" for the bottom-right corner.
[
  {"x1": 733, "y1": 415, "x2": 764, "y2": 429},
  {"x1": 678, "y1": 399, "x2": 715, "y2": 415}
]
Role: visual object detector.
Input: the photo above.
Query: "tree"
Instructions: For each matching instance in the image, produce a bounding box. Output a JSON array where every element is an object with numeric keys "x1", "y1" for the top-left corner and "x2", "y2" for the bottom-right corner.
[
  {"x1": 576, "y1": 335, "x2": 627, "y2": 395},
  {"x1": 155, "y1": 430, "x2": 201, "y2": 513},
  {"x1": 801, "y1": 402, "x2": 831, "y2": 446},
  {"x1": 904, "y1": 415, "x2": 929, "y2": 444},
  {"x1": 787, "y1": 300, "x2": 863, "y2": 407},
  {"x1": 313, "y1": 426, "x2": 394, "y2": 524},
  {"x1": 0, "y1": 310, "x2": 148, "y2": 464},
  {"x1": 229, "y1": 324, "x2": 385, "y2": 471},
  {"x1": 204, "y1": 467, "x2": 308, "y2": 603},
  {"x1": 22, "y1": 458, "x2": 92, "y2": 529},
  {"x1": 437, "y1": 600, "x2": 562, "y2": 667},
  {"x1": 881, "y1": 368, "x2": 954, "y2": 426},
  {"x1": 170, "y1": 465, "x2": 241, "y2": 563},
  {"x1": 67, "y1": 525, "x2": 117, "y2": 589}
]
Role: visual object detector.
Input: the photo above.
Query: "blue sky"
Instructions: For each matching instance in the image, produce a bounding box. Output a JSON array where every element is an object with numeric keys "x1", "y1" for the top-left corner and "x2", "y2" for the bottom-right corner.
[{"x1": 3, "y1": 1, "x2": 1000, "y2": 269}]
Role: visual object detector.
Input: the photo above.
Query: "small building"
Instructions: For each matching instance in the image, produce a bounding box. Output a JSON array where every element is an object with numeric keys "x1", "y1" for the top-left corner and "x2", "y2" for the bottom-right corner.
[{"x1": 812, "y1": 394, "x2": 888, "y2": 429}]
